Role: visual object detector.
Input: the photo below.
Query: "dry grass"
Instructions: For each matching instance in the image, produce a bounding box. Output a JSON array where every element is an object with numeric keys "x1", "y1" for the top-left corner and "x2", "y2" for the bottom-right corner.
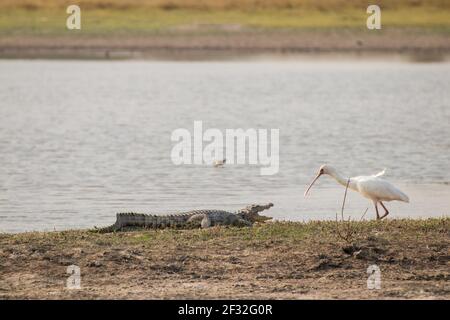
[
  {"x1": 0, "y1": 218, "x2": 448, "y2": 299},
  {"x1": 1, "y1": 0, "x2": 449, "y2": 11},
  {"x1": 0, "y1": 0, "x2": 449, "y2": 58},
  {"x1": 1, "y1": 0, "x2": 449, "y2": 37}
]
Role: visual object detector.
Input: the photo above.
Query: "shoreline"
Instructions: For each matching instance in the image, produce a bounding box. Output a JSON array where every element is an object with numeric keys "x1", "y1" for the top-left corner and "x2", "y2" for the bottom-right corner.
[
  {"x1": 2, "y1": 182, "x2": 450, "y2": 234},
  {"x1": 1, "y1": 29, "x2": 450, "y2": 60},
  {"x1": 1, "y1": 218, "x2": 448, "y2": 299}
]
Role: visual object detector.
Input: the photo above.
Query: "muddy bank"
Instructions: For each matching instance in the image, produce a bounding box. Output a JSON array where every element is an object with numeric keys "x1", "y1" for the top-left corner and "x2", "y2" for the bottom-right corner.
[
  {"x1": 0, "y1": 218, "x2": 448, "y2": 299},
  {"x1": 1, "y1": 29, "x2": 449, "y2": 60}
]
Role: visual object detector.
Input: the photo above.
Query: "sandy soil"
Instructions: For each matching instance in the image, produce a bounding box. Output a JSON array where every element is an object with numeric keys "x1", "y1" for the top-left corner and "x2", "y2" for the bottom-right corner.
[
  {"x1": 1, "y1": 29, "x2": 449, "y2": 60},
  {"x1": 0, "y1": 219, "x2": 448, "y2": 299}
]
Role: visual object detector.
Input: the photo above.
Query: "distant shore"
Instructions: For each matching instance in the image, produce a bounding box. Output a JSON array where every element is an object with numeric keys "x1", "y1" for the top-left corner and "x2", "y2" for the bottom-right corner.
[
  {"x1": 0, "y1": 218, "x2": 448, "y2": 299},
  {"x1": 1, "y1": 29, "x2": 450, "y2": 60},
  {"x1": 2, "y1": 1, "x2": 449, "y2": 60}
]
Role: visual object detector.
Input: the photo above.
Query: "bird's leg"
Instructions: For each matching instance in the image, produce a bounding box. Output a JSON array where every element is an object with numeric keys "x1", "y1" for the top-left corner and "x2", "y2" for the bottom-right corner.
[
  {"x1": 374, "y1": 201, "x2": 380, "y2": 220},
  {"x1": 379, "y1": 202, "x2": 389, "y2": 220}
]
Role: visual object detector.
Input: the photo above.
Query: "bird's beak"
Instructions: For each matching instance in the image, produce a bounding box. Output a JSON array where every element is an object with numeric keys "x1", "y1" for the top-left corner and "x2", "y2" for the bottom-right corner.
[{"x1": 304, "y1": 173, "x2": 322, "y2": 197}]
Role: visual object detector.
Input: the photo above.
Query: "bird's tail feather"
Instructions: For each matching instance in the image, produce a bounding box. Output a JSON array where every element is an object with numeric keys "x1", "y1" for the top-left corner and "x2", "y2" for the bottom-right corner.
[
  {"x1": 399, "y1": 191, "x2": 409, "y2": 203},
  {"x1": 374, "y1": 168, "x2": 386, "y2": 177}
]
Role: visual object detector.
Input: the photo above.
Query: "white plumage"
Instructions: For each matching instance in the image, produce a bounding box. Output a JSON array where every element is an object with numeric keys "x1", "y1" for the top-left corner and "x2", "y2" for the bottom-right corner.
[
  {"x1": 213, "y1": 159, "x2": 226, "y2": 167},
  {"x1": 304, "y1": 165, "x2": 409, "y2": 220}
]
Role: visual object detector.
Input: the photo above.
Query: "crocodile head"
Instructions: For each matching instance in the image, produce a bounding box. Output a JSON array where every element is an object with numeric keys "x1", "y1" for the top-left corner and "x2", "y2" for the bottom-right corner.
[{"x1": 237, "y1": 203, "x2": 273, "y2": 223}]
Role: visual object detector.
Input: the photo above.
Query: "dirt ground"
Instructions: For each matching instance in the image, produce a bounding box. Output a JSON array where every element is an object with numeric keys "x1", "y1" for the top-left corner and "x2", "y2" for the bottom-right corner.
[
  {"x1": 0, "y1": 218, "x2": 448, "y2": 299},
  {"x1": 1, "y1": 29, "x2": 449, "y2": 60}
]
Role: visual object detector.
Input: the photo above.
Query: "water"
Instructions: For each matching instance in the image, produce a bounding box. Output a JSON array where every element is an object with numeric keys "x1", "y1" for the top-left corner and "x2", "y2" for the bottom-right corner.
[{"x1": 0, "y1": 60, "x2": 449, "y2": 233}]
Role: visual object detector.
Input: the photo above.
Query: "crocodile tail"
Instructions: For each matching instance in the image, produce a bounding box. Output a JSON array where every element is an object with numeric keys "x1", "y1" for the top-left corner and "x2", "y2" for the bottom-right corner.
[
  {"x1": 95, "y1": 224, "x2": 117, "y2": 233},
  {"x1": 94, "y1": 212, "x2": 192, "y2": 232},
  {"x1": 94, "y1": 213, "x2": 125, "y2": 233}
]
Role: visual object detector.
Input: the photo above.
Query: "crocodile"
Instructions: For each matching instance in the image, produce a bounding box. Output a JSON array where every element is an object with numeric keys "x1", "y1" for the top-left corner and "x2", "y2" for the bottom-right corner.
[{"x1": 95, "y1": 203, "x2": 273, "y2": 233}]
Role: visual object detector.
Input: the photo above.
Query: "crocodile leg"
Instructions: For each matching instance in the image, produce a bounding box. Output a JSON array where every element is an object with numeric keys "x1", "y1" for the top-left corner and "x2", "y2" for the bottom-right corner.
[
  {"x1": 201, "y1": 216, "x2": 211, "y2": 228},
  {"x1": 187, "y1": 214, "x2": 211, "y2": 228},
  {"x1": 235, "y1": 218, "x2": 252, "y2": 227}
]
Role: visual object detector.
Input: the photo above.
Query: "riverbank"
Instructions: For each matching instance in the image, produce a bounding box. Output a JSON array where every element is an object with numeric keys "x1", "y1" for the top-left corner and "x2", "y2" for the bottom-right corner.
[
  {"x1": 1, "y1": 29, "x2": 450, "y2": 60},
  {"x1": 1, "y1": 1, "x2": 449, "y2": 60},
  {"x1": 0, "y1": 218, "x2": 448, "y2": 299}
]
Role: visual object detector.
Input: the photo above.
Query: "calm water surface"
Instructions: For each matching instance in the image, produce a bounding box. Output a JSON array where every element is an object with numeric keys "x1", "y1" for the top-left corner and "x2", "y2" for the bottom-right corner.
[{"x1": 0, "y1": 60, "x2": 449, "y2": 232}]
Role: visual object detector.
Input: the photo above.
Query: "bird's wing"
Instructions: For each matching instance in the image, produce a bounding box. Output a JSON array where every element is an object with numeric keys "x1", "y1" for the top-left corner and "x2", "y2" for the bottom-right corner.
[
  {"x1": 374, "y1": 168, "x2": 386, "y2": 177},
  {"x1": 356, "y1": 177, "x2": 409, "y2": 202}
]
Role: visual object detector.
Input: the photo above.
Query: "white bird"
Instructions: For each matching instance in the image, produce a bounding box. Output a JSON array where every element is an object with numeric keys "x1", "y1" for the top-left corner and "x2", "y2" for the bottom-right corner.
[
  {"x1": 304, "y1": 165, "x2": 409, "y2": 220},
  {"x1": 213, "y1": 159, "x2": 226, "y2": 167}
]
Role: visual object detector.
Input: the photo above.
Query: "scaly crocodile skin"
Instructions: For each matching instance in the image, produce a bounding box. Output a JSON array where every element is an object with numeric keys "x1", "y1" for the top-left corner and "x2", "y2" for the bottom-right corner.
[{"x1": 95, "y1": 203, "x2": 273, "y2": 233}]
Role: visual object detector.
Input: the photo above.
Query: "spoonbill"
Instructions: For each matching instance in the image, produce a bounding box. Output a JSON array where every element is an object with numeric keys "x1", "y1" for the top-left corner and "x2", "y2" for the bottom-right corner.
[{"x1": 304, "y1": 165, "x2": 409, "y2": 220}]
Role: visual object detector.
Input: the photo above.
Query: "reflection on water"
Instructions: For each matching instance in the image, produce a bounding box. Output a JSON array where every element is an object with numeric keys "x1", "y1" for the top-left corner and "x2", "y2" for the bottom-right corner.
[{"x1": 0, "y1": 60, "x2": 449, "y2": 232}]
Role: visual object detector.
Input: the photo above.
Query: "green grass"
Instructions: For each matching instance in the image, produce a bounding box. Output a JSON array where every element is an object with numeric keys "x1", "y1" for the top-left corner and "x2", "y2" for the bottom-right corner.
[
  {"x1": 2, "y1": 218, "x2": 448, "y2": 248},
  {"x1": 1, "y1": 7, "x2": 450, "y2": 36}
]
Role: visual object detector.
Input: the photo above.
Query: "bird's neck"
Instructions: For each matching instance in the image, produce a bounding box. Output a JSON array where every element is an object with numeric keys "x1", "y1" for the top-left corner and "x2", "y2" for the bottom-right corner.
[{"x1": 328, "y1": 169, "x2": 352, "y2": 189}]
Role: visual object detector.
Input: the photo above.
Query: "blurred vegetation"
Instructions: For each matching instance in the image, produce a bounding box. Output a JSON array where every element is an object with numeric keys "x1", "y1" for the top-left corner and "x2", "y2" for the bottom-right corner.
[
  {"x1": 1, "y1": 0, "x2": 449, "y2": 10},
  {"x1": 0, "y1": 0, "x2": 449, "y2": 35}
]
